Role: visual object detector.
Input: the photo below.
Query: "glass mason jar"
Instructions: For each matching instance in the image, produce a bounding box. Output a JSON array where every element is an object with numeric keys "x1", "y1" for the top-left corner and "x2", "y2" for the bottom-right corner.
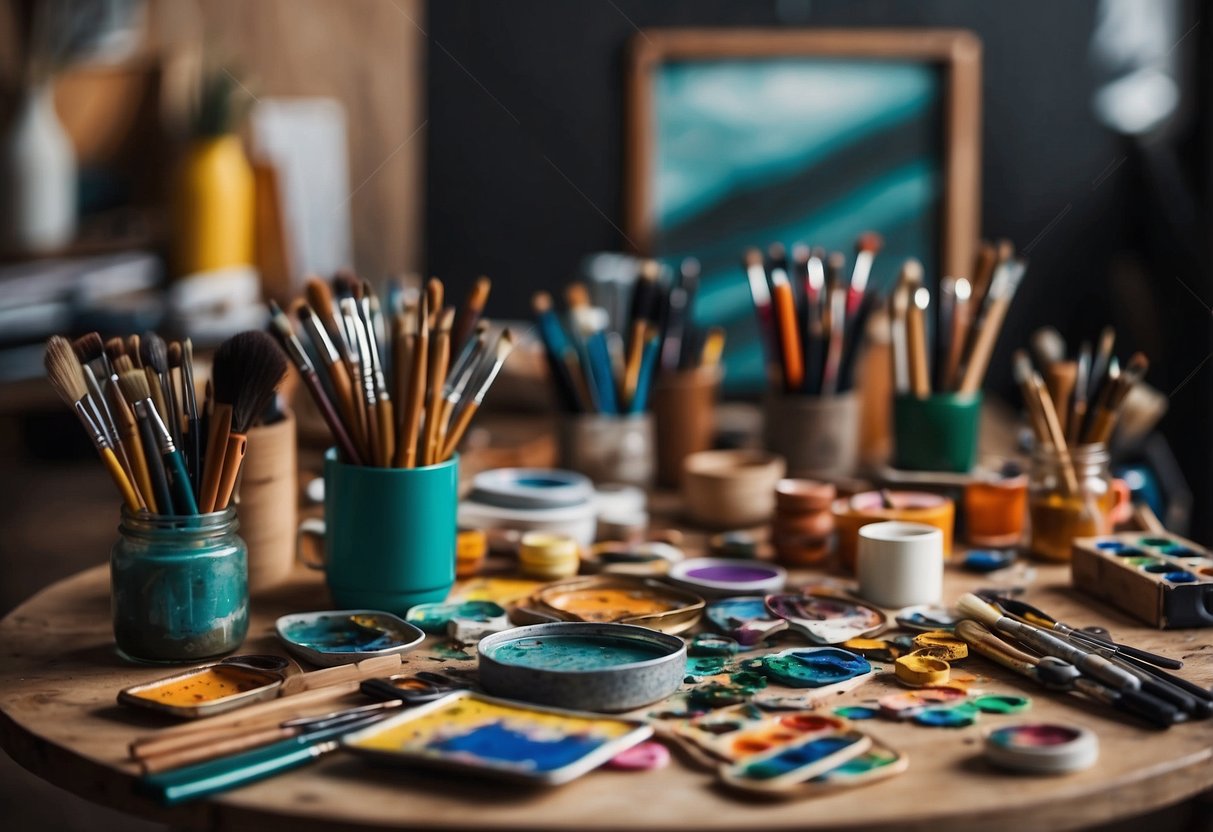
[
  {"x1": 1028, "y1": 444, "x2": 1117, "y2": 562},
  {"x1": 111, "y1": 507, "x2": 249, "y2": 663}
]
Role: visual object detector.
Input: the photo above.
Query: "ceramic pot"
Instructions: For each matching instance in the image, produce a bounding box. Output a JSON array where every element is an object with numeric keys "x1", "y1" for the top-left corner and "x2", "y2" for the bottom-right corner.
[{"x1": 0, "y1": 82, "x2": 76, "y2": 252}]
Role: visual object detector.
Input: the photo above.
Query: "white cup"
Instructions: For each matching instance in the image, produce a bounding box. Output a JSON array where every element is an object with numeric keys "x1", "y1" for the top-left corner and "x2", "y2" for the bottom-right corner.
[{"x1": 856, "y1": 521, "x2": 944, "y2": 608}]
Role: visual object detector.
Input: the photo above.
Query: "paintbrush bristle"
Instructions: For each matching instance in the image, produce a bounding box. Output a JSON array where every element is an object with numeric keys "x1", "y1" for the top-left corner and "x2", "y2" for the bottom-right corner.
[
  {"x1": 899, "y1": 259, "x2": 924, "y2": 285},
  {"x1": 72, "y1": 332, "x2": 104, "y2": 364},
  {"x1": 127, "y1": 334, "x2": 143, "y2": 369},
  {"x1": 468, "y1": 276, "x2": 491, "y2": 309},
  {"x1": 1012, "y1": 349, "x2": 1033, "y2": 384},
  {"x1": 44, "y1": 336, "x2": 87, "y2": 405},
  {"x1": 117, "y1": 368, "x2": 151, "y2": 404},
  {"x1": 531, "y1": 291, "x2": 553, "y2": 314},
  {"x1": 142, "y1": 331, "x2": 169, "y2": 374},
  {"x1": 856, "y1": 231, "x2": 883, "y2": 253},
  {"x1": 306, "y1": 277, "x2": 336, "y2": 317},
  {"x1": 211, "y1": 331, "x2": 288, "y2": 432},
  {"x1": 333, "y1": 270, "x2": 359, "y2": 300},
  {"x1": 426, "y1": 278, "x2": 444, "y2": 316},
  {"x1": 104, "y1": 337, "x2": 126, "y2": 364},
  {"x1": 565, "y1": 282, "x2": 590, "y2": 309},
  {"x1": 957, "y1": 593, "x2": 1003, "y2": 628},
  {"x1": 168, "y1": 341, "x2": 182, "y2": 369},
  {"x1": 267, "y1": 299, "x2": 296, "y2": 341},
  {"x1": 112, "y1": 355, "x2": 133, "y2": 374}
]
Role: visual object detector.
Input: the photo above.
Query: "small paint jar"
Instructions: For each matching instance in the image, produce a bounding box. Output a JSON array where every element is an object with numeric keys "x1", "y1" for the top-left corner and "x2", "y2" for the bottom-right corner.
[
  {"x1": 963, "y1": 460, "x2": 1028, "y2": 548},
  {"x1": 1028, "y1": 444, "x2": 1126, "y2": 562},
  {"x1": 110, "y1": 507, "x2": 249, "y2": 663}
]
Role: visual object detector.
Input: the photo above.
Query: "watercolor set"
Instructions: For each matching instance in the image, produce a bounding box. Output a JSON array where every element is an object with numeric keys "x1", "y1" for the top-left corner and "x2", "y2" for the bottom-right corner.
[
  {"x1": 1070, "y1": 533, "x2": 1213, "y2": 628},
  {"x1": 275, "y1": 611, "x2": 425, "y2": 667},
  {"x1": 717, "y1": 730, "x2": 872, "y2": 793},
  {"x1": 341, "y1": 690, "x2": 652, "y2": 784},
  {"x1": 118, "y1": 655, "x2": 292, "y2": 718}
]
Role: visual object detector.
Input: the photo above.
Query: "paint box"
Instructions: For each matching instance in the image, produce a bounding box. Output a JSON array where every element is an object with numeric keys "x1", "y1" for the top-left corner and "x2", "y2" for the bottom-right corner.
[
  {"x1": 477, "y1": 622, "x2": 686, "y2": 712},
  {"x1": 275, "y1": 610, "x2": 425, "y2": 667},
  {"x1": 117, "y1": 655, "x2": 290, "y2": 718},
  {"x1": 1070, "y1": 533, "x2": 1213, "y2": 628},
  {"x1": 672, "y1": 705, "x2": 851, "y2": 763},
  {"x1": 341, "y1": 690, "x2": 652, "y2": 784}
]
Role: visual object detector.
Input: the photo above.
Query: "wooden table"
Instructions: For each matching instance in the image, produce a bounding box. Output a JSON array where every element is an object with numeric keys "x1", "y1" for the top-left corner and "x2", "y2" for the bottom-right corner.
[{"x1": 2, "y1": 557, "x2": 1212, "y2": 832}]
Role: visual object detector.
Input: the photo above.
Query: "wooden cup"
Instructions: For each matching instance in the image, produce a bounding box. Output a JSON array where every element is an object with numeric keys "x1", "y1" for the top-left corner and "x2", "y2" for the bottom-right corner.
[
  {"x1": 236, "y1": 410, "x2": 298, "y2": 594},
  {"x1": 651, "y1": 367, "x2": 720, "y2": 488}
]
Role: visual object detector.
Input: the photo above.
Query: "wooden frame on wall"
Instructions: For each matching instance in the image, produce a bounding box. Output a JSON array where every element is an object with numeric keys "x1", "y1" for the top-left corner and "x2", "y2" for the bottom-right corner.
[{"x1": 624, "y1": 28, "x2": 982, "y2": 282}]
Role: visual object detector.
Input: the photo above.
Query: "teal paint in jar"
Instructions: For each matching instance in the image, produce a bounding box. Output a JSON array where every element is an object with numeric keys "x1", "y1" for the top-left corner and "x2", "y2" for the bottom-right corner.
[{"x1": 110, "y1": 507, "x2": 249, "y2": 663}]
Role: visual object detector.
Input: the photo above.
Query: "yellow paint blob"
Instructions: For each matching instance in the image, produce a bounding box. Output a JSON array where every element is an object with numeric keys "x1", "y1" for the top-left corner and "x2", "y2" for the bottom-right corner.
[
  {"x1": 912, "y1": 631, "x2": 969, "y2": 661},
  {"x1": 131, "y1": 665, "x2": 274, "y2": 707},
  {"x1": 542, "y1": 587, "x2": 680, "y2": 622},
  {"x1": 894, "y1": 651, "x2": 951, "y2": 687}
]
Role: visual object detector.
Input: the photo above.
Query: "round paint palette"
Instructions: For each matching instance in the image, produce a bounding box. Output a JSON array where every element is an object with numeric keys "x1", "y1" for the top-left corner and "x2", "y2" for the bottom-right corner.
[
  {"x1": 984, "y1": 723, "x2": 1099, "y2": 773},
  {"x1": 668, "y1": 558, "x2": 787, "y2": 598},
  {"x1": 528, "y1": 576, "x2": 705, "y2": 635},
  {"x1": 752, "y1": 647, "x2": 872, "y2": 689},
  {"x1": 705, "y1": 596, "x2": 789, "y2": 646},
  {"x1": 469, "y1": 467, "x2": 595, "y2": 509},
  {"x1": 765, "y1": 593, "x2": 886, "y2": 645}
]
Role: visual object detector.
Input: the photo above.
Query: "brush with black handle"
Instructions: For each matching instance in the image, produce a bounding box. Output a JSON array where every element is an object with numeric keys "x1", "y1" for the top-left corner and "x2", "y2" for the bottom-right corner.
[{"x1": 119, "y1": 370, "x2": 193, "y2": 515}]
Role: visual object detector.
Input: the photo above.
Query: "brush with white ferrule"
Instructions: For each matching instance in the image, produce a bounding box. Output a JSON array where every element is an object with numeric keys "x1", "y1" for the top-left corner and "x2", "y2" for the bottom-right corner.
[
  {"x1": 118, "y1": 370, "x2": 178, "y2": 516},
  {"x1": 847, "y1": 231, "x2": 882, "y2": 319},
  {"x1": 440, "y1": 329, "x2": 516, "y2": 461},
  {"x1": 958, "y1": 594, "x2": 1141, "y2": 693},
  {"x1": 340, "y1": 296, "x2": 376, "y2": 462},
  {"x1": 743, "y1": 248, "x2": 775, "y2": 361},
  {"x1": 362, "y1": 292, "x2": 394, "y2": 466},
  {"x1": 956, "y1": 620, "x2": 1082, "y2": 689},
  {"x1": 439, "y1": 322, "x2": 488, "y2": 430}
]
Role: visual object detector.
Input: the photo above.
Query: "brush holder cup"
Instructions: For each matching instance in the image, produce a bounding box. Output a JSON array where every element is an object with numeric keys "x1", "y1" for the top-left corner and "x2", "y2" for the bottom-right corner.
[
  {"x1": 559, "y1": 413, "x2": 654, "y2": 487},
  {"x1": 892, "y1": 392, "x2": 982, "y2": 473},
  {"x1": 111, "y1": 507, "x2": 249, "y2": 663},
  {"x1": 762, "y1": 393, "x2": 860, "y2": 478},
  {"x1": 299, "y1": 450, "x2": 459, "y2": 615},
  {"x1": 237, "y1": 409, "x2": 297, "y2": 594},
  {"x1": 651, "y1": 367, "x2": 720, "y2": 488},
  {"x1": 1028, "y1": 443, "x2": 1130, "y2": 562}
]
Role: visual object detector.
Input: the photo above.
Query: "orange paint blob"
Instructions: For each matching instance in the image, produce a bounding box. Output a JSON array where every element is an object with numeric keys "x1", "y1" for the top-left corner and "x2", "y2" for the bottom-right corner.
[{"x1": 131, "y1": 665, "x2": 273, "y2": 706}]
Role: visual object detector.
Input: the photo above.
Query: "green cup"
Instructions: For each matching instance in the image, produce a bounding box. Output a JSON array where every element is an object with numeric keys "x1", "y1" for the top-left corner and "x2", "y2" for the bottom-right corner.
[
  {"x1": 893, "y1": 393, "x2": 982, "y2": 473},
  {"x1": 305, "y1": 450, "x2": 458, "y2": 614}
]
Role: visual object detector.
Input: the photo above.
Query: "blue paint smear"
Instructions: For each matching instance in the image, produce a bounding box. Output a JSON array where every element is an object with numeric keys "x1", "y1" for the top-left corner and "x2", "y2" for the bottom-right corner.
[
  {"x1": 740, "y1": 735, "x2": 857, "y2": 780},
  {"x1": 427, "y1": 722, "x2": 605, "y2": 772},
  {"x1": 283, "y1": 616, "x2": 409, "y2": 653}
]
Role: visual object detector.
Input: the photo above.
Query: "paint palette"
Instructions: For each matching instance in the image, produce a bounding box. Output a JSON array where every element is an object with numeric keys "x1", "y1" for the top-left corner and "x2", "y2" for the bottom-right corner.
[
  {"x1": 275, "y1": 610, "x2": 425, "y2": 667},
  {"x1": 406, "y1": 601, "x2": 510, "y2": 641},
  {"x1": 748, "y1": 647, "x2": 872, "y2": 690},
  {"x1": 1071, "y1": 533, "x2": 1213, "y2": 628},
  {"x1": 117, "y1": 655, "x2": 290, "y2": 718},
  {"x1": 670, "y1": 704, "x2": 851, "y2": 763},
  {"x1": 765, "y1": 593, "x2": 887, "y2": 644},
  {"x1": 984, "y1": 723, "x2": 1098, "y2": 774},
  {"x1": 341, "y1": 690, "x2": 652, "y2": 784},
  {"x1": 718, "y1": 730, "x2": 872, "y2": 793},
  {"x1": 667, "y1": 558, "x2": 787, "y2": 598},
  {"x1": 705, "y1": 596, "x2": 789, "y2": 646},
  {"x1": 525, "y1": 576, "x2": 705, "y2": 634},
  {"x1": 895, "y1": 605, "x2": 962, "y2": 632}
]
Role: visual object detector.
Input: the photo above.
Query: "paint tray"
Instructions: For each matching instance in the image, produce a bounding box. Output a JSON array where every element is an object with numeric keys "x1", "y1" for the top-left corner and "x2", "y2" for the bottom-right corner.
[
  {"x1": 341, "y1": 690, "x2": 653, "y2": 785},
  {"x1": 117, "y1": 655, "x2": 290, "y2": 718}
]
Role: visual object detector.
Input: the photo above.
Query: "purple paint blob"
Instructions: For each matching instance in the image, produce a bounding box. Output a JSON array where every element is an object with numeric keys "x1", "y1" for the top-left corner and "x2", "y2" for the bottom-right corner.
[{"x1": 685, "y1": 564, "x2": 777, "y2": 583}]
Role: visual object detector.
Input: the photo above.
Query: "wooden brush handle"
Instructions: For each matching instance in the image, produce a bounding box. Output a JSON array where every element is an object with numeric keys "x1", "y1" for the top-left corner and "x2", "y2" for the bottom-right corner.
[
  {"x1": 327, "y1": 361, "x2": 364, "y2": 462},
  {"x1": 439, "y1": 402, "x2": 478, "y2": 462},
  {"x1": 108, "y1": 384, "x2": 157, "y2": 513},
  {"x1": 303, "y1": 368, "x2": 363, "y2": 465},
  {"x1": 376, "y1": 399, "x2": 395, "y2": 467},
  {"x1": 959, "y1": 298, "x2": 1010, "y2": 394},
  {"x1": 139, "y1": 725, "x2": 289, "y2": 774},
  {"x1": 213, "y1": 433, "x2": 248, "y2": 510},
  {"x1": 199, "y1": 405, "x2": 232, "y2": 513},
  {"x1": 101, "y1": 446, "x2": 141, "y2": 512},
  {"x1": 395, "y1": 332, "x2": 428, "y2": 468}
]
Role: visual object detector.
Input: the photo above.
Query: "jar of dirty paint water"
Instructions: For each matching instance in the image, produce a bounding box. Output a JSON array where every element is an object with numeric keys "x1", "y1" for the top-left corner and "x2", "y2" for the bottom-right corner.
[
  {"x1": 110, "y1": 507, "x2": 249, "y2": 663},
  {"x1": 1028, "y1": 444, "x2": 1127, "y2": 562}
]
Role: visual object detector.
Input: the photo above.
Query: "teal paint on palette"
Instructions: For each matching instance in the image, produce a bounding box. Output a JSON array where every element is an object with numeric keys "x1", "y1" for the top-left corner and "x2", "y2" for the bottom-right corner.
[
  {"x1": 740, "y1": 735, "x2": 860, "y2": 780},
  {"x1": 686, "y1": 656, "x2": 730, "y2": 677},
  {"x1": 913, "y1": 703, "x2": 978, "y2": 728},
  {"x1": 833, "y1": 705, "x2": 880, "y2": 721},
  {"x1": 483, "y1": 635, "x2": 668, "y2": 671},
  {"x1": 406, "y1": 601, "x2": 507, "y2": 634},
  {"x1": 751, "y1": 648, "x2": 871, "y2": 689},
  {"x1": 281, "y1": 615, "x2": 408, "y2": 653},
  {"x1": 973, "y1": 694, "x2": 1031, "y2": 715},
  {"x1": 815, "y1": 747, "x2": 901, "y2": 781}
]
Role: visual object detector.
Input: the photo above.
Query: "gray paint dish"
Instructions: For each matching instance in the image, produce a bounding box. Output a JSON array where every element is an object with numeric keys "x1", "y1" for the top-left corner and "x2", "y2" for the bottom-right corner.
[{"x1": 478, "y1": 622, "x2": 686, "y2": 712}]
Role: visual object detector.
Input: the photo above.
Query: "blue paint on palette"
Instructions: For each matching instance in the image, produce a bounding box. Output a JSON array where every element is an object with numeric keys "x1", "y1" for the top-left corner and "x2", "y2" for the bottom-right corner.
[
  {"x1": 740, "y1": 735, "x2": 858, "y2": 780},
  {"x1": 757, "y1": 648, "x2": 871, "y2": 689},
  {"x1": 282, "y1": 615, "x2": 411, "y2": 653},
  {"x1": 833, "y1": 705, "x2": 880, "y2": 721},
  {"x1": 428, "y1": 722, "x2": 605, "y2": 772}
]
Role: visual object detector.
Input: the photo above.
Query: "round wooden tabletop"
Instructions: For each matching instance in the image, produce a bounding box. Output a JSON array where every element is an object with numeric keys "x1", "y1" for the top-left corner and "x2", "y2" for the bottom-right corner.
[{"x1": 2, "y1": 562, "x2": 1212, "y2": 832}]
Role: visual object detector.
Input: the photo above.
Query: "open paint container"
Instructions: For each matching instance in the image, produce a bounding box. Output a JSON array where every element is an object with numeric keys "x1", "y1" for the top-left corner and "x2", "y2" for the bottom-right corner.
[
  {"x1": 984, "y1": 723, "x2": 1098, "y2": 774},
  {"x1": 275, "y1": 610, "x2": 425, "y2": 667},
  {"x1": 477, "y1": 622, "x2": 687, "y2": 712},
  {"x1": 117, "y1": 654, "x2": 291, "y2": 718}
]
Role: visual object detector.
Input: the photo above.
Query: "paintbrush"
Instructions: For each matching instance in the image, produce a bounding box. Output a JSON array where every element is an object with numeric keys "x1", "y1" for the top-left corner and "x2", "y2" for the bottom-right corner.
[
  {"x1": 394, "y1": 294, "x2": 429, "y2": 468},
  {"x1": 269, "y1": 301, "x2": 362, "y2": 465},
  {"x1": 1086, "y1": 352, "x2": 1148, "y2": 444},
  {"x1": 958, "y1": 257, "x2": 1027, "y2": 394},
  {"x1": 531, "y1": 291, "x2": 586, "y2": 413},
  {"x1": 1031, "y1": 326, "x2": 1066, "y2": 369},
  {"x1": 837, "y1": 290, "x2": 877, "y2": 394},
  {"x1": 146, "y1": 332, "x2": 181, "y2": 448},
  {"x1": 438, "y1": 321, "x2": 489, "y2": 434},
  {"x1": 906, "y1": 284, "x2": 931, "y2": 399},
  {"x1": 127, "y1": 334, "x2": 143, "y2": 369},
  {"x1": 203, "y1": 332, "x2": 287, "y2": 512},
  {"x1": 305, "y1": 277, "x2": 353, "y2": 367},
  {"x1": 118, "y1": 370, "x2": 197, "y2": 515},
  {"x1": 116, "y1": 370, "x2": 173, "y2": 514},
  {"x1": 391, "y1": 306, "x2": 412, "y2": 417},
  {"x1": 299, "y1": 305, "x2": 362, "y2": 458},
  {"x1": 1089, "y1": 326, "x2": 1117, "y2": 403},
  {"x1": 44, "y1": 337, "x2": 142, "y2": 512},
  {"x1": 1044, "y1": 360, "x2": 1077, "y2": 439},
  {"x1": 701, "y1": 327, "x2": 726, "y2": 368},
  {"x1": 942, "y1": 277, "x2": 971, "y2": 391},
  {"x1": 440, "y1": 329, "x2": 517, "y2": 460},
  {"x1": 105, "y1": 359, "x2": 154, "y2": 511},
  {"x1": 820, "y1": 252, "x2": 848, "y2": 395},
  {"x1": 769, "y1": 255, "x2": 803, "y2": 392},
  {"x1": 337, "y1": 293, "x2": 373, "y2": 461},
  {"x1": 72, "y1": 333, "x2": 134, "y2": 486},
  {"x1": 629, "y1": 326, "x2": 661, "y2": 413},
  {"x1": 140, "y1": 334, "x2": 172, "y2": 438},
  {"x1": 847, "y1": 232, "x2": 881, "y2": 319},
  {"x1": 1068, "y1": 342, "x2": 1092, "y2": 444},
  {"x1": 425, "y1": 277, "x2": 444, "y2": 329},
  {"x1": 179, "y1": 339, "x2": 202, "y2": 493},
  {"x1": 889, "y1": 260, "x2": 918, "y2": 395},
  {"x1": 423, "y1": 308, "x2": 455, "y2": 465},
  {"x1": 743, "y1": 248, "x2": 775, "y2": 366},
  {"x1": 452, "y1": 275, "x2": 491, "y2": 354},
  {"x1": 362, "y1": 287, "x2": 395, "y2": 466},
  {"x1": 167, "y1": 343, "x2": 185, "y2": 445}
]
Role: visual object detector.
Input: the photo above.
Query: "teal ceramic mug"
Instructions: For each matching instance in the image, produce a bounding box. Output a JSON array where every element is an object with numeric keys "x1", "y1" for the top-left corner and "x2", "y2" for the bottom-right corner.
[
  {"x1": 300, "y1": 450, "x2": 458, "y2": 614},
  {"x1": 893, "y1": 393, "x2": 983, "y2": 473}
]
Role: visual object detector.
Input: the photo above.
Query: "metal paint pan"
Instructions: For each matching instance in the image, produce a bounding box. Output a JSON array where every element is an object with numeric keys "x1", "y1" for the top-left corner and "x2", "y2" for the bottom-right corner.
[{"x1": 477, "y1": 622, "x2": 686, "y2": 712}]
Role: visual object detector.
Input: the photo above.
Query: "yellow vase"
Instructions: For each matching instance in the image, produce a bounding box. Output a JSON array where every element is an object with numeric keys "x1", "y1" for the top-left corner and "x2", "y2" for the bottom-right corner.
[{"x1": 173, "y1": 134, "x2": 254, "y2": 278}]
